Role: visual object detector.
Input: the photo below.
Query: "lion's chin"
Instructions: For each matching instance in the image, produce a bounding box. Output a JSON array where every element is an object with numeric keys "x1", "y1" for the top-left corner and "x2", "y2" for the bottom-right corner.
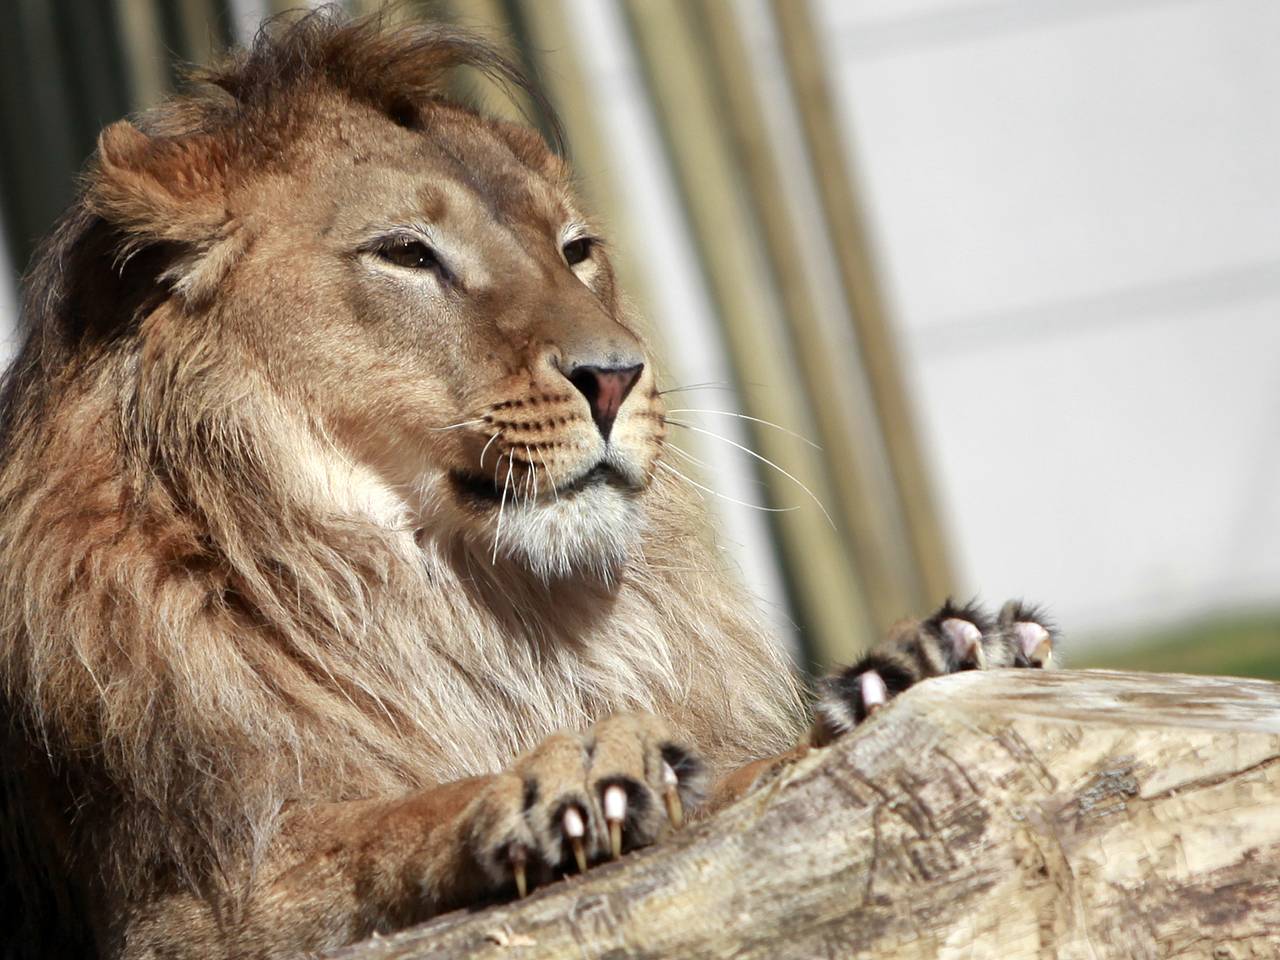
[{"x1": 484, "y1": 483, "x2": 645, "y2": 582}]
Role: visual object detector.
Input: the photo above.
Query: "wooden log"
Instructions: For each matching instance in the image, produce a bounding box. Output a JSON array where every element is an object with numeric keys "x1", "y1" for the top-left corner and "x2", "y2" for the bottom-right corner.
[{"x1": 327, "y1": 670, "x2": 1280, "y2": 959}]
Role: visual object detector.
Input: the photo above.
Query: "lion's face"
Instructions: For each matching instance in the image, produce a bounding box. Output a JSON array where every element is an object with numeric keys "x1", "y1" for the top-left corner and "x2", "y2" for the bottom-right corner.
[{"x1": 216, "y1": 100, "x2": 665, "y2": 577}]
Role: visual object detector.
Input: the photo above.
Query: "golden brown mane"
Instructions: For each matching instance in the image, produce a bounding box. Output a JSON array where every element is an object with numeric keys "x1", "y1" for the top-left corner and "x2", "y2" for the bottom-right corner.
[{"x1": 0, "y1": 10, "x2": 803, "y2": 956}]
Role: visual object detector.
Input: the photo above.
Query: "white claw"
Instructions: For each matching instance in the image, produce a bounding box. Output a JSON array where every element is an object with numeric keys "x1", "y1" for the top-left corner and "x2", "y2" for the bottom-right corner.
[
  {"x1": 860, "y1": 670, "x2": 887, "y2": 713},
  {"x1": 941, "y1": 617, "x2": 985, "y2": 667},
  {"x1": 510, "y1": 846, "x2": 528, "y2": 898},
  {"x1": 661, "y1": 761, "x2": 684, "y2": 828},
  {"x1": 604, "y1": 784, "x2": 627, "y2": 859},
  {"x1": 562, "y1": 807, "x2": 587, "y2": 873},
  {"x1": 562, "y1": 805, "x2": 585, "y2": 838},
  {"x1": 1014, "y1": 621, "x2": 1053, "y2": 667},
  {"x1": 604, "y1": 783, "x2": 628, "y2": 821}
]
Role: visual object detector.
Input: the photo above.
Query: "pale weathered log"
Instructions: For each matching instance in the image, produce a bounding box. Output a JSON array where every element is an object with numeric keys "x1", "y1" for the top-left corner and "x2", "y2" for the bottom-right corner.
[{"x1": 327, "y1": 670, "x2": 1280, "y2": 960}]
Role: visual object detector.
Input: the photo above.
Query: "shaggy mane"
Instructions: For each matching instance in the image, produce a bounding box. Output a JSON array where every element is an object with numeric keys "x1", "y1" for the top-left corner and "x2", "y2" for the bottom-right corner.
[{"x1": 0, "y1": 9, "x2": 803, "y2": 957}]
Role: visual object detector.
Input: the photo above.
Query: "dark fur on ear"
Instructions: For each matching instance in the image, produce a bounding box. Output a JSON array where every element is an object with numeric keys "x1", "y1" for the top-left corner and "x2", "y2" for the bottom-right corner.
[
  {"x1": 85, "y1": 121, "x2": 247, "y2": 308},
  {"x1": 0, "y1": 205, "x2": 172, "y2": 463}
]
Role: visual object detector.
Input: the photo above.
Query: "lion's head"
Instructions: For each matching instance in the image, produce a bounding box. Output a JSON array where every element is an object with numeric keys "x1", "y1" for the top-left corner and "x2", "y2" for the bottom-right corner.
[{"x1": 86, "y1": 13, "x2": 665, "y2": 582}]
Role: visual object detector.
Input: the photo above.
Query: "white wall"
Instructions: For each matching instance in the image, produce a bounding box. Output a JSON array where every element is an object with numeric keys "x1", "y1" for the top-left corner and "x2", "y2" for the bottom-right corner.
[{"x1": 814, "y1": 0, "x2": 1280, "y2": 642}]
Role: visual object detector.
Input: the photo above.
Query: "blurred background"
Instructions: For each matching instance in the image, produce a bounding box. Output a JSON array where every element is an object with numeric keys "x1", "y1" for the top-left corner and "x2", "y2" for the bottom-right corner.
[{"x1": 1, "y1": 0, "x2": 1276, "y2": 678}]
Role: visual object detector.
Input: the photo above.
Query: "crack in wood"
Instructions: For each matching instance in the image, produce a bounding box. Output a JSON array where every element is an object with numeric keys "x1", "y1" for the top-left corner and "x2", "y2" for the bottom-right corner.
[{"x1": 1141, "y1": 751, "x2": 1280, "y2": 804}]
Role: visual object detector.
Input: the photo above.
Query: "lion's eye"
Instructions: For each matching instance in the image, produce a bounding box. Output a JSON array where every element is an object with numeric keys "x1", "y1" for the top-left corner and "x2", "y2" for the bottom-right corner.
[
  {"x1": 562, "y1": 237, "x2": 595, "y2": 267},
  {"x1": 376, "y1": 237, "x2": 445, "y2": 274}
]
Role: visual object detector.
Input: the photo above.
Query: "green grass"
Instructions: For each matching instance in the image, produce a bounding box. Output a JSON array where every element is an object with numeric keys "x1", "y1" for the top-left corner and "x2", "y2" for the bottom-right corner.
[{"x1": 1078, "y1": 610, "x2": 1280, "y2": 680}]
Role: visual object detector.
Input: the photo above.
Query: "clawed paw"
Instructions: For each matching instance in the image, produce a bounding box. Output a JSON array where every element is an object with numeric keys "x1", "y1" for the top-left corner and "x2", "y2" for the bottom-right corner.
[
  {"x1": 813, "y1": 598, "x2": 1058, "y2": 743},
  {"x1": 465, "y1": 713, "x2": 704, "y2": 899},
  {"x1": 998, "y1": 599, "x2": 1057, "y2": 668}
]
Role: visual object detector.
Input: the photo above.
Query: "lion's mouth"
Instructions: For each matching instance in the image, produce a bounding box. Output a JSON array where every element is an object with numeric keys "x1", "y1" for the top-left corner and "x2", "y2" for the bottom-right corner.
[{"x1": 449, "y1": 461, "x2": 628, "y2": 506}]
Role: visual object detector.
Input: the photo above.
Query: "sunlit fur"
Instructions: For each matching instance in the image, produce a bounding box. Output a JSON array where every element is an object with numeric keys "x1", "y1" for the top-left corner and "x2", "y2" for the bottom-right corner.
[
  {"x1": 0, "y1": 10, "x2": 804, "y2": 957},
  {"x1": 491, "y1": 484, "x2": 645, "y2": 581}
]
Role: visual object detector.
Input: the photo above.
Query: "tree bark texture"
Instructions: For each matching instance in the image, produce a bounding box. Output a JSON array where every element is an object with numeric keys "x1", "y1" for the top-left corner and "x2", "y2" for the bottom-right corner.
[{"x1": 327, "y1": 669, "x2": 1280, "y2": 960}]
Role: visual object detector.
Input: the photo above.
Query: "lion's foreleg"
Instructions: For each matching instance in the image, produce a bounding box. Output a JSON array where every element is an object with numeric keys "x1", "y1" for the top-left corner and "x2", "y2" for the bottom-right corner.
[
  {"x1": 701, "y1": 743, "x2": 814, "y2": 814},
  {"x1": 215, "y1": 778, "x2": 496, "y2": 956}
]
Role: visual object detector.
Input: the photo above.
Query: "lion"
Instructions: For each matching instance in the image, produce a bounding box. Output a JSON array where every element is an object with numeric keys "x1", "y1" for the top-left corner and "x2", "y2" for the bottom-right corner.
[{"x1": 0, "y1": 11, "x2": 1056, "y2": 959}]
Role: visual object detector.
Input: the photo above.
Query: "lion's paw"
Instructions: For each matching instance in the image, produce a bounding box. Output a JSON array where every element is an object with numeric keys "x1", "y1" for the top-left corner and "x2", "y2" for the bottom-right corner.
[
  {"x1": 814, "y1": 598, "x2": 1059, "y2": 742},
  {"x1": 465, "y1": 713, "x2": 704, "y2": 898}
]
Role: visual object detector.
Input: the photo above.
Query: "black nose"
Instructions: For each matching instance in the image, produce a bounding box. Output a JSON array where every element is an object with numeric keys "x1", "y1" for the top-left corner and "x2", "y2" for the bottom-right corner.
[{"x1": 566, "y1": 363, "x2": 644, "y2": 440}]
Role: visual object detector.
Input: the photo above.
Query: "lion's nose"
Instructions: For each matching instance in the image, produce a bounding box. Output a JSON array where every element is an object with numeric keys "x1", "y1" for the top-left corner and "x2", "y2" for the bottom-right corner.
[{"x1": 566, "y1": 363, "x2": 644, "y2": 441}]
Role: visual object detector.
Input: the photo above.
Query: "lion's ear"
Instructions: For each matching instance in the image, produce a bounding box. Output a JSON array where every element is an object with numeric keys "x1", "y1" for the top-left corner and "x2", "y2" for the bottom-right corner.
[
  {"x1": 91, "y1": 120, "x2": 230, "y2": 244},
  {"x1": 89, "y1": 120, "x2": 244, "y2": 304}
]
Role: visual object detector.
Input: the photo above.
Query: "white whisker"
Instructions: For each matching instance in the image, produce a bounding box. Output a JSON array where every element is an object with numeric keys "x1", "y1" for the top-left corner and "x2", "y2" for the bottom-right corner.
[
  {"x1": 663, "y1": 441, "x2": 710, "y2": 471},
  {"x1": 427, "y1": 418, "x2": 487, "y2": 432},
  {"x1": 480, "y1": 430, "x2": 502, "y2": 472},
  {"x1": 536, "y1": 447, "x2": 559, "y2": 504},
  {"x1": 663, "y1": 409, "x2": 821, "y2": 450},
  {"x1": 492, "y1": 455, "x2": 514, "y2": 565},
  {"x1": 525, "y1": 445, "x2": 538, "y2": 502},
  {"x1": 664, "y1": 419, "x2": 835, "y2": 529},
  {"x1": 656, "y1": 381, "x2": 732, "y2": 396},
  {"x1": 654, "y1": 460, "x2": 799, "y2": 514}
]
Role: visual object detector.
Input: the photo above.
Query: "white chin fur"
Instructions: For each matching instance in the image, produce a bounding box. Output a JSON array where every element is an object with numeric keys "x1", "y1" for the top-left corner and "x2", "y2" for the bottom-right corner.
[{"x1": 489, "y1": 484, "x2": 643, "y2": 581}]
